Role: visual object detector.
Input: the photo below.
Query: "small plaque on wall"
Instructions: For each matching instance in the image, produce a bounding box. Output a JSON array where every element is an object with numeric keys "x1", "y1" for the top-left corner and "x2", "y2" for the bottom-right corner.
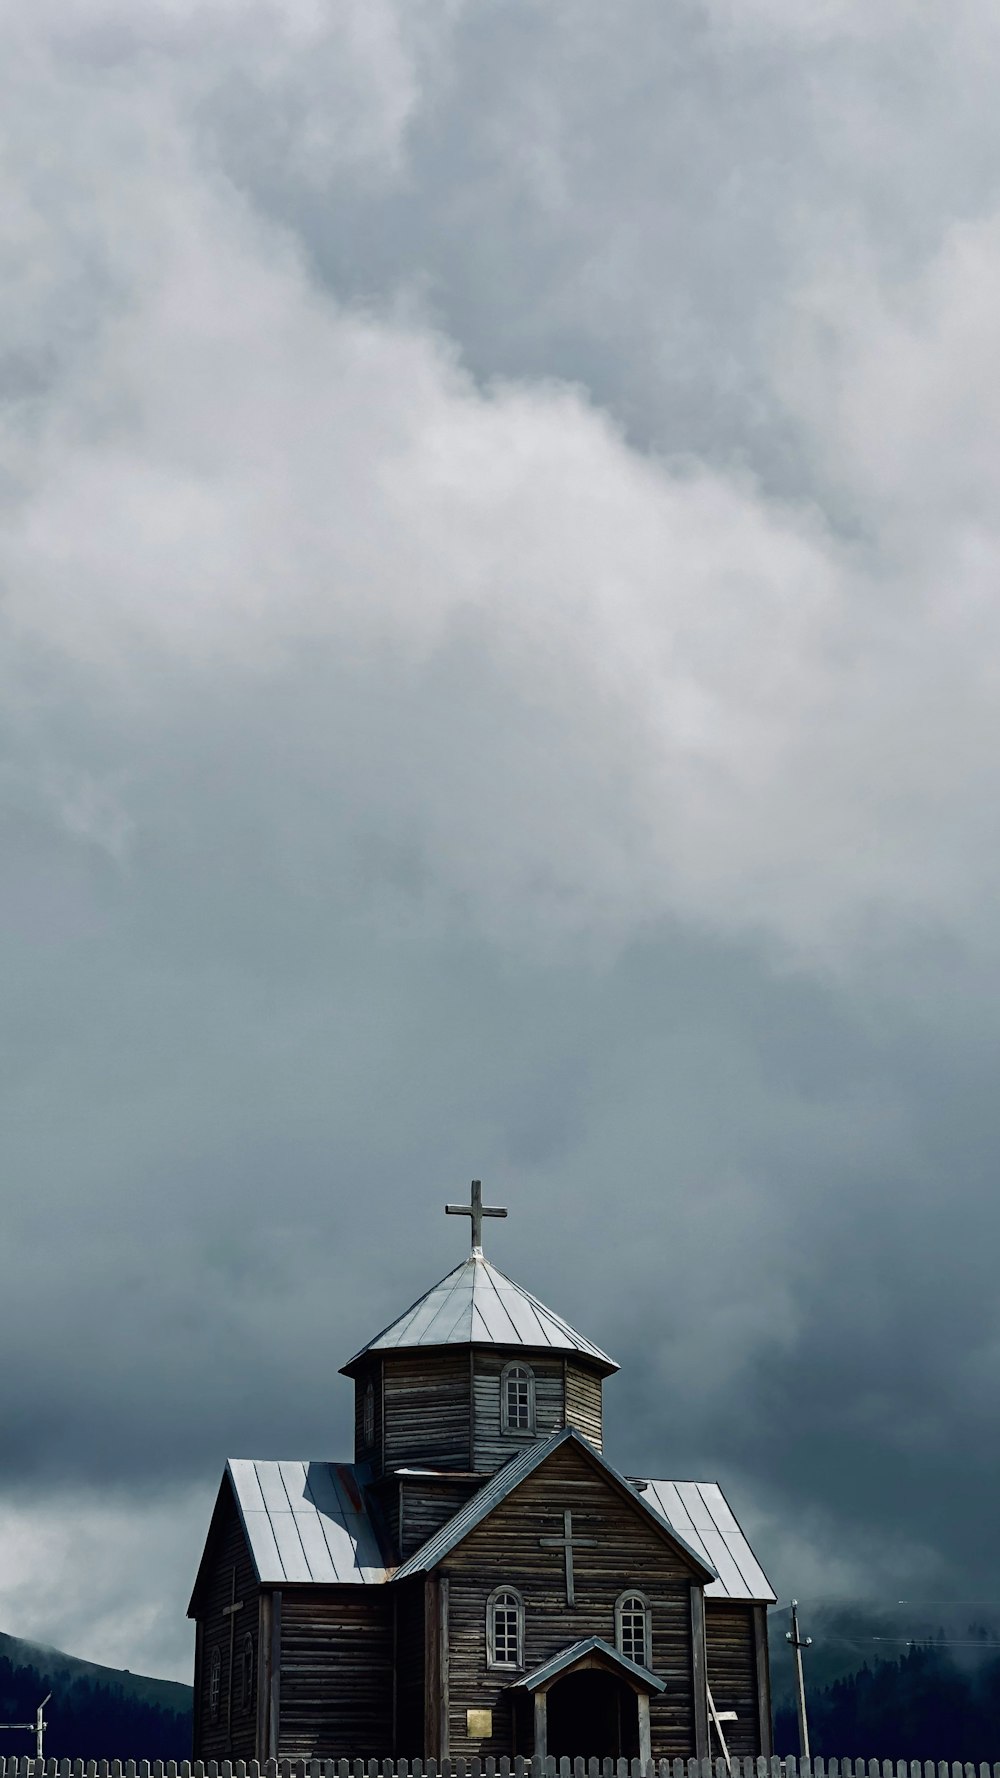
[{"x1": 467, "y1": 1708, "x2": 493, "y2": 1739}]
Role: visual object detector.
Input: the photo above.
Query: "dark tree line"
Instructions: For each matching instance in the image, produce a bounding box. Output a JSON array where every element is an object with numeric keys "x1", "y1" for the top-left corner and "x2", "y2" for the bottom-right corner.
[
  {"x1": 776, "y1": 1642, "x2": 1000, "y2": 1760},
  {"x1": 0, "y1": 1654, "x2": 191, "y2": 1761}
]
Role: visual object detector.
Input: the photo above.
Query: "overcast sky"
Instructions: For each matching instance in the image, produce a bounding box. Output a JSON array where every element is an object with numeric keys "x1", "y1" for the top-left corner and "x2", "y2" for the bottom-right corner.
[{"x1": 4, "y1": 0, "x2": 1000, "y2": 1686}]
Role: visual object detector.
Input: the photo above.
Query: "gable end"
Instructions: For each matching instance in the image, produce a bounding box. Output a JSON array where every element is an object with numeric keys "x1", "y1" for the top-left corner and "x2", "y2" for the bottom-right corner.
[{"x1": 392, "y1": 1426, "x2": 717, "y2": 1585}]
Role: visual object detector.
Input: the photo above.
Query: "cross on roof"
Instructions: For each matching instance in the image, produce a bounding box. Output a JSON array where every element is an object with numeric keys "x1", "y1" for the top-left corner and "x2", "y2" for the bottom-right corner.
[{"x1": 445, "y1": 1178, "x2": 507, "y2": 1254}]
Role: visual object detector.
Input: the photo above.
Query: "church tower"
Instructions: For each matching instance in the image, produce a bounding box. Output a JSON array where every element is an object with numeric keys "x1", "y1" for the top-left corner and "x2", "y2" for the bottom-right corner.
[{"x1": 342, "y1": 1182, "x2": 616, "y2": 1562}]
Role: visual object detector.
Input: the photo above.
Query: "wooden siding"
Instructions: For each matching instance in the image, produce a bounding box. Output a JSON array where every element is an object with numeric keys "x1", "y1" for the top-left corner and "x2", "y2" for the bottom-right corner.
[
  {"x1": 354, "y1": 1359, "x2": 385, "y2": 1474},
  {"x1": 471, "y1": 1354, "x2": 565, "y2": 1472},
  {"x1": 563, "y1": 1360, "x2": 603, "y2": 1451},
  {"x1": 436, "y1": 1438, "x2": 701, "y2": 1762},
  {"x1": 705, "y1": 1603, "x2": 761, "y2": 1758},
  {"x1": 383, "y1": 1351, "x2": 472, "y2": 1471},
  {"x1": 394, "y1": 1578, "x2": 426, "y2": 1757},
  {"x1": 192, "y1": 1483, "x2": 260, "y2": 1762},
  {"x1": 376, "y1": 1482, "x2": 402, "y2": 1563},
  {"x1": 277, "y1": 1588, "x2": 393, "y2": 1760},
  {"x1": 400, "y1": 1477, "x2": 482, "y2": 1562},
  {"x1": 380, "y1": 1345, "x2": 605, "y2": 1477},
  {"x1": 752, "y1": 1605, "x2": 773, "y2": 1758}
]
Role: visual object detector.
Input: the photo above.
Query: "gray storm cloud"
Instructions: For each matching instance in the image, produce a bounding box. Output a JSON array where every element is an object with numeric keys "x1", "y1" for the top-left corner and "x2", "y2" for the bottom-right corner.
[{"x1": 3, "y1": 0, "x2": 1000, "y2": 1683}]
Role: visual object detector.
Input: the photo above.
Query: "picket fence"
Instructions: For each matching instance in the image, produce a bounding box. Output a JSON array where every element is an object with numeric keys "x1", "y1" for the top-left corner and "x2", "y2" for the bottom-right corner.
[{"x1": 5, "y1": 1761, "x2": 1000, "y2": 1778}]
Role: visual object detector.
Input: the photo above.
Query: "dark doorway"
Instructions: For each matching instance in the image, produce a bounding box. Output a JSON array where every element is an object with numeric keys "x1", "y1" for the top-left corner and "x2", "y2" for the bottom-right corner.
[{"x1": 545, "y1": 1672, "x2": 640, "y2": 1760}]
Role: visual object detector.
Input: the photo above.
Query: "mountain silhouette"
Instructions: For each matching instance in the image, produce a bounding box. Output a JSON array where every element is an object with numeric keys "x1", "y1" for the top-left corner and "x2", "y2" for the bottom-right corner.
[{"x1": 0, "y1": 1631, "x2": 191, "y2": 1761}]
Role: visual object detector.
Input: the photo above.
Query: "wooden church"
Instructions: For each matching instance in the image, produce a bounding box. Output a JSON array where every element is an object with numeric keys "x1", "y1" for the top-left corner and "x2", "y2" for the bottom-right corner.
[{"x1": 189, "y1": 1185, "x2": 775, "y2": 1764}]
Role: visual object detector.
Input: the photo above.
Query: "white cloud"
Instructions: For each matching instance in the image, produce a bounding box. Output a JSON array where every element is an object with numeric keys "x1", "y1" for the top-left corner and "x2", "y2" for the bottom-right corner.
[
  {"x1": 4, "y1": 72, "x2": 1000, "y2": 968},
  {"x1": 4, "y1": 0, "x2": 1000, "y2": 1676},
  {"x1": 0, "y1": 1486, "x2": 210, "y2": 1681},
  {"x1": 735, "y1": 1481, "x2": 949, "y2": 1606}
]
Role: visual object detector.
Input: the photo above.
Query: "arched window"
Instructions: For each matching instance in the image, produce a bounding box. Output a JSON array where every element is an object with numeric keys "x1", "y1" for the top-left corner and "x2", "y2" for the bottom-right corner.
[
  {"x1": 363, "y1": 1378, "x2": 375, "y2": 1447},
  {"x1": 486, "y1": 1585, "x2": 524, "y2": 1669},
  {"x1": 615, "y1": 1591, "x2": 652, "y2": 1669},
  {"x1": 500, "y1": 1361, "x2": 535, "y2": 1434},
  {"x1": 209, "y1": 1645, "x2": 222, "y2": 1722},
  {"x1": 241, "y1": 1631, "x2": 254, "y2": 1709}
]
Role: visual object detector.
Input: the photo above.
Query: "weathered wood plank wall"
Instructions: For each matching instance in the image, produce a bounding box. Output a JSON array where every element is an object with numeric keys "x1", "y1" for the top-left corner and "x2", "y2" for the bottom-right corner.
[
  {"x1": 354, "y1": 1361, "x2": 385, "y2": 1475},
  {"x1": 400, "y1": 1479, "x2": 482, "y2": 1561},
  {"x1": 277, "y1": 1591, "x2": 393, "y2": 1762},
  {"x1": 192, "y1": 1486, "x2": 260, "y2": 1763},
  {"x1": 704, "y1": 1607, "x2": 759, "y2": 1760},
  {"x1": 383, "y1": 1353, "x2": 472, "y2": 1472},
  {"x1": 470, "y1": 1354, "x2": 603, "y2": 1469},
  {"x1": 361, "y1": 1346, "x2": 606, "y2": 1480},
  {"x1": 472, "y1": 1357, "x2": 565, "y2": 1472},
  {"x1": 563, "y1": 1362, "x2": 603, "y2": 1452},
  {"x1": 438, "y1": 1440, "x2": 698, "y2": 1763}
]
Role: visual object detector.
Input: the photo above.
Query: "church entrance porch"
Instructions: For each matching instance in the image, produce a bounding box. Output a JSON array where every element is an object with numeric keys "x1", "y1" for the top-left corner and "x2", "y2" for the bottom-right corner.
[
  {"x1": 545, "y1": 1671, "x2": 639, "y2": 1761},
  {"x1": 515, "y1": 1636, "x2": 662, "y2": 1764}
]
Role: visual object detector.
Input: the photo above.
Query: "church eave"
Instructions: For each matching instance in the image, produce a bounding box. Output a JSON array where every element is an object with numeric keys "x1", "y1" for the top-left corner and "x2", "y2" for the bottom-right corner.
[{"x1": 514, "y1": 1636, "x2": 666, "y2": 1694}]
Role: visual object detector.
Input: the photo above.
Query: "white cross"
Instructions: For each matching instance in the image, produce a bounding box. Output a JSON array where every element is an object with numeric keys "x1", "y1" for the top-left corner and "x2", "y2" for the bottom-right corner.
[{"x1": 539, "y1": 1508, "x2": 598, "y2": 1607}]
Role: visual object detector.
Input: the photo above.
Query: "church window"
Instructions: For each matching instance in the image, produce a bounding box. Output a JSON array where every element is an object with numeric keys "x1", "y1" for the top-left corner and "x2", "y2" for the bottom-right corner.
[
  {"x1": 209, "y1": 1645, "x2": 222, "y2": 1721},
  {"x1": 241, "y1": 1632, "x2": 254, "y2": 1709},
  {"x1": 363, "y1": 1378, "x2": 375, "y2": 1447},
  {"x1": 615, "y1": 1591, "x2": 652, "y2": 1668},
  {"x1": 500, "y1": 1361, "x2": 535, "y2": 1434},
  {"x1": 487, "y1": 1585, "x2": 524, "y2": 1669}
]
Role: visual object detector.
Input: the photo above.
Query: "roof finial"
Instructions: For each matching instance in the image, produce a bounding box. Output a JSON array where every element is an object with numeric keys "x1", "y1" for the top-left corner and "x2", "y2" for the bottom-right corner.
[{"x1": 445, "y1": 1178, "x2": 508, "y2": 1256}]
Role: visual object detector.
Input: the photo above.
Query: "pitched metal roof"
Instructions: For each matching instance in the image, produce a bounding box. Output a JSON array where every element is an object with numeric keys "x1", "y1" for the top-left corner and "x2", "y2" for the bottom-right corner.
[
  {"x1": 226, "y1": 1459, "x2": 388, "y2": 1585},
  {"x1": 514, "y1": 1636, "x2": 666, "y2": 1694},
  {"x1": 213, "y1": 1451, "x2": 771, "y2": 1604},
  {"x1": 638, "y1": 1479, "x2": 775, "y2": 1603},
  {"x1": 391, "y1": 1427, "x2": 716, "y2": 1584},
  {"x1": 342, "y1": 1252, "x2": 617, "y2": 1375}
]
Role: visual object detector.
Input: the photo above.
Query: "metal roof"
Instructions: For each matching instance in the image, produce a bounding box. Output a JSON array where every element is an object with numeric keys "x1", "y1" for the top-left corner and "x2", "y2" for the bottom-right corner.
[
  {"x1": 638, "y1": 1479, "x2": 775, "y2": 1603},
  {"x1": 392, "y1": 1427, "x2": 716, "y2": 1584},
  {"x1": 226, "y1": 1459, "x2": 388, "y2": 1585},
  {"x1": 514, "y1": 1636, "x2": 666, "y2": 1694},
  {"x1": 215, "y1": 1452, "x2": 771, "y2": 1603},
  {"x1": 342, "y1": 1253, "x2": 617, "y2": 1374}
]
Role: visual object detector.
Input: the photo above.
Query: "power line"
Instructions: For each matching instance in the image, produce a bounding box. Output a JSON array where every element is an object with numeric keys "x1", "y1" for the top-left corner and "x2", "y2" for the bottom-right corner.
[
  {"x1": 820, "y1": 1635, "x2": 1000, "y2": 1649},
  {"x1": 771, "y1": 1599, "x2": 1000, "y2": 1609}
]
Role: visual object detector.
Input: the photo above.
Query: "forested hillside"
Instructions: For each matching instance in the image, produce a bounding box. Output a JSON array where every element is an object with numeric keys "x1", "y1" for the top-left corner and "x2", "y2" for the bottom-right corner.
[
  {"x1": 0, "y1": 1634, "x2": 191, "y2": 1761},
  {"x1": 775, "y1": 1642, "x2": 1000, "y2": 1760}
]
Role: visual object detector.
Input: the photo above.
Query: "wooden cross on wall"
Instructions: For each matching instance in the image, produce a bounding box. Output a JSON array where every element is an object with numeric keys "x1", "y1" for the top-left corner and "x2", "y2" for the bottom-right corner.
[
  {"x1": 539, "y1": 1508, "x2": 597, "y2": 1607},
  {"x1": 445, "y1": 1179, "x2": 507, "y2": 1254},
  {"x1": 223, "y1": 1565, "x2": 244, "y2": 1745}
]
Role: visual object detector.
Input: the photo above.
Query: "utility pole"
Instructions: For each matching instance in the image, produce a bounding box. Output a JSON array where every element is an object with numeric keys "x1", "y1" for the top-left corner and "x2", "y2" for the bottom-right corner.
[
  {"x1": 37, "y1": 1694, "x2": 51, "y2": 1760},
  {"x1": 0, "y1": 1693, "x2": 51, "y2": 1763},
  {"x1": 785, "y1": 1600, "x2": 812, "y2": 1759}
]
